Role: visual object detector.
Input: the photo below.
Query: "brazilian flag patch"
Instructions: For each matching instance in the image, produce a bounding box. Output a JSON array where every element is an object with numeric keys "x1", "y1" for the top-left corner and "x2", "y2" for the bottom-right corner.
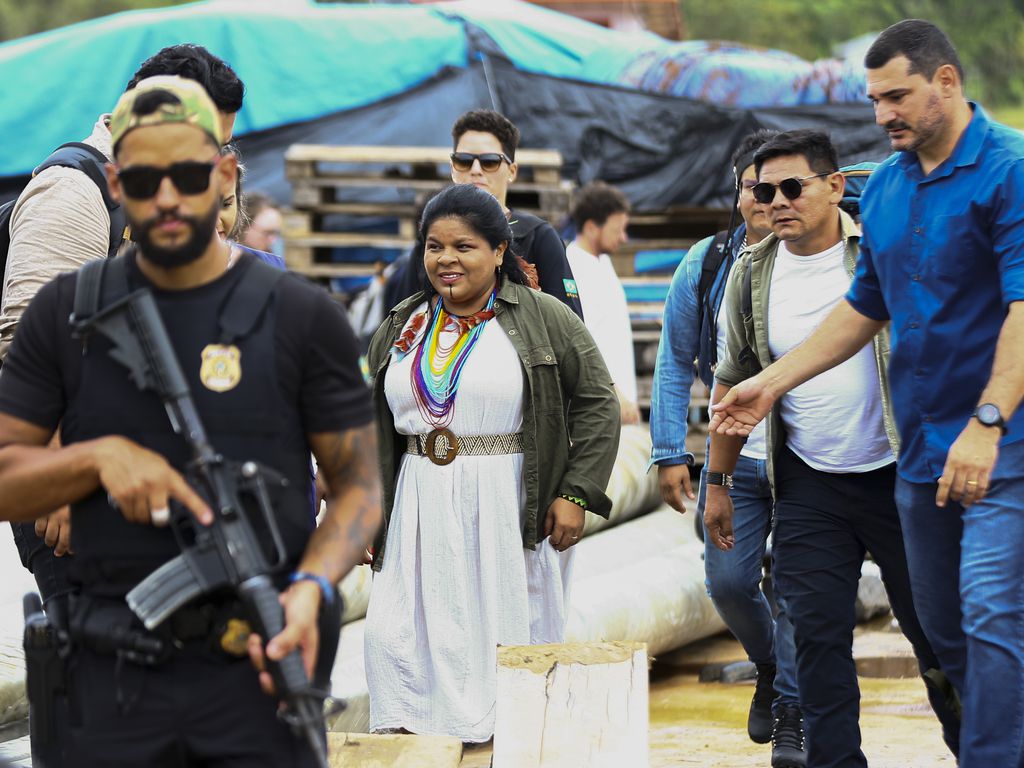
[{"x1": 563, "y1": 278, "x2": 579, "y2": 298}]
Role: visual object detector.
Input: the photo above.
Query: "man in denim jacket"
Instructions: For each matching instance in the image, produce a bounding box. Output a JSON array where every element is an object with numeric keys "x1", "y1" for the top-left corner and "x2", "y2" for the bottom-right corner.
[{"x1": 650, "y1": 131, "x2": 805, "y2": 767}]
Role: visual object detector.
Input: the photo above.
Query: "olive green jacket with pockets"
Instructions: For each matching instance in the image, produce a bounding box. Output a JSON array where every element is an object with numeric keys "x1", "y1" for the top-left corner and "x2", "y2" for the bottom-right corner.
[
  {"x1": 713, "y1": 209, "x2": 899, "y2": 496},
  {"x1": 366, "y1": 278, "x2": 621, "y2": 572}
]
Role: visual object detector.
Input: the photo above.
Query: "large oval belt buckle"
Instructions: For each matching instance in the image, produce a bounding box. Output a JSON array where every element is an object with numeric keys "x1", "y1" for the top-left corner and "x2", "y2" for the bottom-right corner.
[{"x1": 425, "y1": 427, "x2": 458, "y2": 466}]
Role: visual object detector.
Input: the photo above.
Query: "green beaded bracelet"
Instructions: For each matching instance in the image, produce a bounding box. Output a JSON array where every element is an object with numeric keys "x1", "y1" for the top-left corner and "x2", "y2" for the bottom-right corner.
[{"x1": 558, "y1": 493, "x2": 588, "y2": 510}]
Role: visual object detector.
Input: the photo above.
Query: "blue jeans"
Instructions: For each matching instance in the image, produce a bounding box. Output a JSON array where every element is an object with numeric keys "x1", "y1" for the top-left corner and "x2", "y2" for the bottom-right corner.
[
  {"x1": 699, "y1": 452, "x2": 799, "y2": 710},
  {"x1": 895, "y1": 438, "x2": 1024, "y2": 768}
]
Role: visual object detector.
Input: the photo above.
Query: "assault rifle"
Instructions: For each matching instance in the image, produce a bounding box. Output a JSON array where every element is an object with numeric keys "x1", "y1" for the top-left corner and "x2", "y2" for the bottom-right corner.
[{"x1": 73, "y1": 286, "x2": 332, "y2": 768}]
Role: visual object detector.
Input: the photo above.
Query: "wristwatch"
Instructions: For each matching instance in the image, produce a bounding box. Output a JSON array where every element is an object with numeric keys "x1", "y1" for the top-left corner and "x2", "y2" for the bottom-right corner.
[
  {"x1": 705, "y1": 471, "x2": 734, "y2": 490},
  {"x1": 974, "y1": 403, "x2": 1008, "y2": 435}
]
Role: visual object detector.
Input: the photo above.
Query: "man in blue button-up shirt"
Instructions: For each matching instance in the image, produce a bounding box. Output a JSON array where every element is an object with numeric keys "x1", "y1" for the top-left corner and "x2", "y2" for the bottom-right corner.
[{"x1": 709, "y1": 20, "x2": 1024, "y2": 768}]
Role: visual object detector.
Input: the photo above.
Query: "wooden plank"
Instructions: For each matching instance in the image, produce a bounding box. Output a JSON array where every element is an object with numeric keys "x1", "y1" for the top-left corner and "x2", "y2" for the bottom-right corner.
[
  {"x1": 288, "y1": 263, "x2": 382, "y2": 278},
  {"x1": 288, "y1": 232, "x2": 414, "y2": 250},
  {"x1": 494, "y1": 642, "x2": 649, "y2": 768},
  {"x1": 290, "y1": 177, "x2": 571, "y2": 195},
  {"x1": 327, "y1": 732, "x2": 462, "y2": 768},
  {"x1": 285, "y1": 144, "x2": 564, "y2": 169}
]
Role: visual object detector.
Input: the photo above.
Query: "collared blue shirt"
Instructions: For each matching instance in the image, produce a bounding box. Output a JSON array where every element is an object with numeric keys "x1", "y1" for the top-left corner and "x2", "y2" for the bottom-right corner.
[{"x1": 847, "y1": 104, "x2": 1024, "y2": 483}]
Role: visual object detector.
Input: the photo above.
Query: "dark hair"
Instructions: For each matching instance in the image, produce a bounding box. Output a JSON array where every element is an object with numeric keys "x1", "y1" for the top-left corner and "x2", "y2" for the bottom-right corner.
[
  {"x1": 127, "y1": 44, "x2": 245, "y2": 113},
  {"x1": 731, "y1": 129, "x2": 779, "y2": 180},
  {"x1": 451, "y1": 109, "x2": 521, "y2": 161},
  {"x1": 221, "y1": 143, "x2": 248, "y2": 239},
  {"x1": 754, "y1": 129, "x2": 839, "y2": 177},
  {"x1": 864, "y1": 19, "x2": 964, "y2": 83},
  {"x1": 570, "y1": 181, "x2": 630, "y2": 230},
  {"x1": 418, "y1": 184, "x2": 528, "y2": 291}
]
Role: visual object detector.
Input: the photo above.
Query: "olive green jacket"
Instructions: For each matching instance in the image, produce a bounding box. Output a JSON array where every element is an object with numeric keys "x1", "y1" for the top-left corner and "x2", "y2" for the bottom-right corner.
[
  {"x1": 714, "y1": 209, "x2": 899, "y2": 495},
  {"x1": 365, "y1": 278, "x2": 621, "y2": 571}
]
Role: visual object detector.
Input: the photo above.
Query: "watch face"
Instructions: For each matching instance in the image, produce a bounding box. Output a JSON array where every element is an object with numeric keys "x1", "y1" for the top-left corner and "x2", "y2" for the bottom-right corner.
[{"x1": 977, "y1": 403, "x2": 1001, "y2": 426}]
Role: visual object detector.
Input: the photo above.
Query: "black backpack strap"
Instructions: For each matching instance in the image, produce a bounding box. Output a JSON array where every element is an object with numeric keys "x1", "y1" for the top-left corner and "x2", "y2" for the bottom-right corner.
[
  {"x1": 217, "y1": 258, "x2": 286, "y2": 344},
  {"x1": 35, "y1": 143, "x2": 126, "y2": 257},
  {"x1": 71, "y1": 253, "x2": 131, "y2": 329},
  {"x1": 741, "y1": 259, "x2": 753, "y2": 318},
  {"x1": 697, "y1": 229, "x2": 732, "y2": 311}
]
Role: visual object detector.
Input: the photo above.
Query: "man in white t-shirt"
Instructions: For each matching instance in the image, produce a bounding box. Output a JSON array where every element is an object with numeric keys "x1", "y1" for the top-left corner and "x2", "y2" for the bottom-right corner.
[
  {"x1": 566, "y1": 182, "x2": 639, "y2": 424},
  {"x1": 705, "y1": 130, "x2": 959, "y2": 768}
]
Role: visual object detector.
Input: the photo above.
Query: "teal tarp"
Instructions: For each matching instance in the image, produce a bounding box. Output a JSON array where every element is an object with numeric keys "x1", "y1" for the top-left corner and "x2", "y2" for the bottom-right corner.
[{"x1": 0, "y1": 0, "x2": 650, "y2": 177}]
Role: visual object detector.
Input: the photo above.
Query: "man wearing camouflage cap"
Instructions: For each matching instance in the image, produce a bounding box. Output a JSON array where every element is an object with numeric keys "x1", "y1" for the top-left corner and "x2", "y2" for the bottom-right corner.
[{"x1": 0, "y1": 76, "x2": 381, "y2": 766}]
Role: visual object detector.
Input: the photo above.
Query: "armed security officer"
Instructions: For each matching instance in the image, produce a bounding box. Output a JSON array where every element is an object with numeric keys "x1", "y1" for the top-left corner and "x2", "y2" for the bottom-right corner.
[{"x1": 0, "y1": 76, "x2": 381, "y2": 767}]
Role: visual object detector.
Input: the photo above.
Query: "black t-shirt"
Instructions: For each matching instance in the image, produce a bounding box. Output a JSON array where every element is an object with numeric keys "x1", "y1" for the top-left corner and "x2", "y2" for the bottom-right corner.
[
  {"x1": 0, "y1": 253, "x2": 369, "y2": 435},
  {"x1": 0, "y1": 252, "x2": 371, "y2": 591}
]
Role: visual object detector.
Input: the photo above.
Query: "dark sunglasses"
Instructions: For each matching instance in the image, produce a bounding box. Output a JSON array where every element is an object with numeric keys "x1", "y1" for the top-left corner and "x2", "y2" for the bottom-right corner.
[
  {"x1": 117, "y1": 159, "x2": 219, "y2": 199},
  {"x1": 450, "y1": 152, "x2": 511, "y2": 173},
  {"x1": 751, "y1": 172, "x2": 829, "y2": 204}
]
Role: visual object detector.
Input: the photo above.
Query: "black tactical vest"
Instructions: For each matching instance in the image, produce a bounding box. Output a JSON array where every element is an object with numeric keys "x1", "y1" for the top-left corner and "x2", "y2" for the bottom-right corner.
[{"x1": 63, "y1": 253, "x2": 313, "y2": 596}]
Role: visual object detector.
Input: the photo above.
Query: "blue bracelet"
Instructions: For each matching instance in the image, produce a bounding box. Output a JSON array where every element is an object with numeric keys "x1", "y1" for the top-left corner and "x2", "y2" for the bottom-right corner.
[{"x1": 290, "y1": 571, "x2": 336, "y2": 605}]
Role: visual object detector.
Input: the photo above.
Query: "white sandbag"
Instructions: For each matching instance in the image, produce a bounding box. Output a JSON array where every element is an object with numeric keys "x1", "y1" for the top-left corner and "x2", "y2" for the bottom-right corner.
[
  {"x1": 583, "y1": 424, "x2": 661, "y2": 537},
  {"x1": 567, "y1": 506, "x2": 725, "y2": 656},
  {"x1": 339, "y1": 565, "x2": 373, "y2": 625},
  {"x1": 328, "y1": 618, "x2": 371, "y2": 734}
]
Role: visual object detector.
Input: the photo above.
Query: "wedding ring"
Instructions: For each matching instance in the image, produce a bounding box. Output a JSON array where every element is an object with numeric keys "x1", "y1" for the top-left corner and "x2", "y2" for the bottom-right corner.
[
  {"x1": 570, "y1": 535, "x2": 579, "y2": 540},
  {"x1": 965, "y1": 480, "x2": 978, "y2": 486},
  {"x1": 150, "y1": 506, "x2": 171, "y2": 527}
]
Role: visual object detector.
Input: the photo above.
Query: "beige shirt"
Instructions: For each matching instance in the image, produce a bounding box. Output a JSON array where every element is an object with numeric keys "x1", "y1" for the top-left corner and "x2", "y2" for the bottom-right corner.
[{"x1": 0, "y1": 116, "x2": 113, "y2": 360}]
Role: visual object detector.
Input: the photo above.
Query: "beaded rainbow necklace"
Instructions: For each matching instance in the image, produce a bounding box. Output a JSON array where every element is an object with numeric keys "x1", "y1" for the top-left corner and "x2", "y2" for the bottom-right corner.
[{"x1": 411, "y1": 289, "x2": 497, "y2": 427}]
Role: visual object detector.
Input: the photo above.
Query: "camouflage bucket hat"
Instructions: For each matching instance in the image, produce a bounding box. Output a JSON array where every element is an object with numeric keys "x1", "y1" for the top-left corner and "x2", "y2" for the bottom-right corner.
[{"x1": 110, "y1": 75, "x2": 222, "y2": 148}]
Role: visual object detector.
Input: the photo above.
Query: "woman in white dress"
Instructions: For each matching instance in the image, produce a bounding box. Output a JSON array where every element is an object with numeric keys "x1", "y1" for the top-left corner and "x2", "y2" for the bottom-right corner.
[{"x1": 363, "y1": 184, "x2": 621, "y2": 742}]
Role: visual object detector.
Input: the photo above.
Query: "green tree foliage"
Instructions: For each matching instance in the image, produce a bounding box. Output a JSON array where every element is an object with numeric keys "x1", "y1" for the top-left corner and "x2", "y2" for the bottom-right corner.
[
  {"x1": 0, "y1": 0, "x2": 195, "y2": 43},
  {"x1": 682, "y1": 0, "x2": 1024, "y2": 106}
]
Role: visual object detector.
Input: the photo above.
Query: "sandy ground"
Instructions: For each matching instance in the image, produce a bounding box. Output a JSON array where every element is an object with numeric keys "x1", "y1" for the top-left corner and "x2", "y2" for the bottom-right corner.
[{"x1": 462, "y1": 629, "x2": 955, "y2": 768}]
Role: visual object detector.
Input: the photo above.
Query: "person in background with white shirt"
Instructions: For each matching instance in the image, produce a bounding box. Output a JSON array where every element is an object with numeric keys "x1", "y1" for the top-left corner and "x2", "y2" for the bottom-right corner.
[
  {"x1": 566, "y1": 182, "x2": 639, "y2": 424},
  {"x1": 706, "y1": 129, "x2": 959, "y2": 768}
]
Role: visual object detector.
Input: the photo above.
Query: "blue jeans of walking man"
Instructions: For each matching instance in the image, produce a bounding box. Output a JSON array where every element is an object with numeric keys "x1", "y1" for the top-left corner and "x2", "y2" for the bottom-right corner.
[
  {"x1": 698, "y1": 453, "x2": 799, "y2": 712},
  {"x1": 895, "y1": 439, "x2": 1024, "y2": 767}
]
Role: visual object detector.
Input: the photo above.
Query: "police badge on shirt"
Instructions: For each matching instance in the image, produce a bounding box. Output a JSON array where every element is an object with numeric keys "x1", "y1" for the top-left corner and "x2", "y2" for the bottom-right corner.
[{"x1": 200, "y1": 344, "x2": 242, "y2": 392}]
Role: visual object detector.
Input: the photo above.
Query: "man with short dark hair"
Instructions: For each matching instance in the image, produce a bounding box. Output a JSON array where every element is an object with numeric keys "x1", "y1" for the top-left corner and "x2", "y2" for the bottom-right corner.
[
  {"x1": 566, "y1": 181, "x2": 638, "y2": 423},
  {"x1": 450, "y1": 109, "x2": 583, "y2": 317},
  {"x1": 240, "y1": 191, "x2": 283, "y2": 255},
  {"x1": 705, "y1": 129, "x2": 958, "y2": 767},
  {"x1": 651, "y1": 129, "x2": 806, "y2": 768},
  {"x1": 711, "y1": 20, "x2": 1024, "y2": 767},
  {"x1": 0, "y1": 41, "x2": 245, "y2": 655},
  {"x1": 0, "y1": 75, "x2": 380, "y2": 767}
]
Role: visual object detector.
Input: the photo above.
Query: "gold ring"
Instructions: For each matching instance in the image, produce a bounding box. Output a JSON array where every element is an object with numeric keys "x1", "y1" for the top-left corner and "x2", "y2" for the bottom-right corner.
[{"x1": 966, "y1": 480, "x2": 978, "y2": 486}]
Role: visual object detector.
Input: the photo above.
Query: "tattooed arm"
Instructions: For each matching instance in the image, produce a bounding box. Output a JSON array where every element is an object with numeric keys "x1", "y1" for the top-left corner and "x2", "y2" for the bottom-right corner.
[
  {"x1": 302, "y1": 424, "x2": 383, "y2": 582},
  {"x1": 253, "y1": 422, "x2": 382, "y2": 685}
]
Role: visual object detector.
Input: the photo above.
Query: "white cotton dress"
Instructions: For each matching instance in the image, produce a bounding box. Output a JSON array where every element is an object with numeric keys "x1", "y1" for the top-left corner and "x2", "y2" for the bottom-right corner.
[{"x1": 365, "y1": 306, "x2": 574, "y2": 742}]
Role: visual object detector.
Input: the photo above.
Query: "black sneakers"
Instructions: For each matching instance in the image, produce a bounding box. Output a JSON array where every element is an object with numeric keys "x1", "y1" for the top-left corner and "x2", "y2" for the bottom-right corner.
[
  {"x1": 771, "y1": 704, "x2": 807, "y2": 768},
  {"x1": 748, "y1": 662, "x2": 777, "y2": 743}
]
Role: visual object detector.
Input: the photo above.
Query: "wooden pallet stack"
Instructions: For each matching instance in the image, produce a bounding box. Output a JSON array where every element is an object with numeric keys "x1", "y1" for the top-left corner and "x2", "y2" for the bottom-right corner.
[{"x1": 282, "y1": 144, "x2": 573, "y2": 284}]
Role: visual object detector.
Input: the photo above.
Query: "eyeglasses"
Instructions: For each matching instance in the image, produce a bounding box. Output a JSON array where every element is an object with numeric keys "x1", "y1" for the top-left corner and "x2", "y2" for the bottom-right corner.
[
  {"x1": 450, "y1": 152, "x2": 511, "y2": 173},
  {"x1": 751, "y1": 173, "x2": 829, "y2": 204},
  {"x1": 117, "y1": 159, "x2": 219, "y2": 199}
]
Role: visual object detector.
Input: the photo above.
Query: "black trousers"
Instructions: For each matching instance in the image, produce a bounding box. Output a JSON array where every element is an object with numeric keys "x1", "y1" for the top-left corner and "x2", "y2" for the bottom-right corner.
[
  {"x1": 773, "y1": 447, "x2": 960, "y2": 768},
  {"x1": 66, "y1": 646, "x2": 323, "y2": 768}
]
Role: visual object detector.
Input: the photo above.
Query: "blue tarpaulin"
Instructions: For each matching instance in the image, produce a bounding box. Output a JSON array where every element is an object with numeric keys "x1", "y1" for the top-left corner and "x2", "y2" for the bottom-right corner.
[{"x1": 0, "y1": 0, "x2": 874, "y2": 179}]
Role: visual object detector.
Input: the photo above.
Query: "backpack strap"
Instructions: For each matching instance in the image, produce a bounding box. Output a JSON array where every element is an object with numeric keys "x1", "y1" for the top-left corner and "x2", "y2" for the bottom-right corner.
[
  {"x1": 35, "y1": 143, "x2": 126, "y2": 257},
  {"x1": 217, "y1": 258, "x2": 286, "y2": 344},
  {"x1": 697, "y1": 229, "x2": 732, "y2": 311},
  {"x1": 741, "y1": 258, "x2": 753, "y2": 319},
  {"x1": 72, "y1": 253, "x2": 131, "y2": 329}
]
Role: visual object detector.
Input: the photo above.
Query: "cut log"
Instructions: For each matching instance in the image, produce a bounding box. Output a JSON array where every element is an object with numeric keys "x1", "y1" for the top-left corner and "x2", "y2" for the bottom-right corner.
[
  {"x1": 327, "y1": 731, "x2": 461, "y2": 767},
  {"x1": 493, "y1": 641, "x2": 649, "y2": 768}
]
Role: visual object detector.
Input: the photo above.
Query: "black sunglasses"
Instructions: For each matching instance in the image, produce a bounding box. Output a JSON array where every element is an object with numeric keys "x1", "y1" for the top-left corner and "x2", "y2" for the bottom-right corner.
[
  {"x1": 751, "y1": 172, "x2": 829, "y2": 204},
  {"x1": 117, "y1": 159, "x2": 219, "y2": 199},
  {"x1": 450, "y1": 152, "x2": 511, "y2": 173}
]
